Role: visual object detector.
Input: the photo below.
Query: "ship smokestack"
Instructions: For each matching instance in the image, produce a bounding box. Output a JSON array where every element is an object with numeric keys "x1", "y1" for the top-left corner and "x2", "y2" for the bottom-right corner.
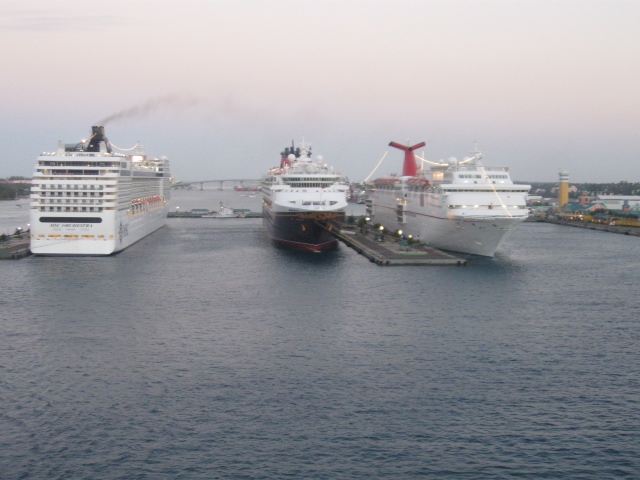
[
  {"x1": 389, "y1": 141, "x2": 426, "y2": 177},
  {"x1": 280, "y1": 140, "x2": 295, "y2": 168},
  {"x1": 87, "y1": 125, "x2": 112, "y2": 153}
]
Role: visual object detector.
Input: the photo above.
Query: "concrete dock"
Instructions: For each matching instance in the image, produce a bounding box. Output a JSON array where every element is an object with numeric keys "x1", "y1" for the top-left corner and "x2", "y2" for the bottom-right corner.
[
  {"x1": 168, "y1": 211, "x2": 262, "y2": 218},
  {"x1": 0, "y1": 239, "x2": 31, "y2": 260},
  {"x1": 330, "y1": 224, "x2": 466, "y2": 266},
  {"x1": 0, "y1": 219, "x2": 464, "y2": 265},
  {"x1": 543, "y1": 217, "x2": 640, "y2": 236}
]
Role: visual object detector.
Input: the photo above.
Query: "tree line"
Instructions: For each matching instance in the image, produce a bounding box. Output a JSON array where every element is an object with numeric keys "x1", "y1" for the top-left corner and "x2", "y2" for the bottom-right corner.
[
  {"x1": 0, "y1": 177, "x2": 31, "y2": 200},
  {"x1": 523, "y1": 181, "x2": 640, "y2": 199}
]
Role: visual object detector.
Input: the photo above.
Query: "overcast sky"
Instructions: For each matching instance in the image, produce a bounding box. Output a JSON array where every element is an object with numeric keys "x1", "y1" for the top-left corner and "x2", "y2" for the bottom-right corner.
[{"x1": 1, "y1": 0, "x2": 639, "y2": 183}]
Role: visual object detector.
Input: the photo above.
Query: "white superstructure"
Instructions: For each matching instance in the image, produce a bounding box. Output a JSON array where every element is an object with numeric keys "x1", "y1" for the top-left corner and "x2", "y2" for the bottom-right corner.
[
  {"x1": 367, "y1": 142, "x2": 531, "y2": 257},
  {"x1": 261, "y1": 140, "x2": 349, "y2": 251},
  {"x1": 29, "y1": 126, "x2": 171, "y2": 255}
]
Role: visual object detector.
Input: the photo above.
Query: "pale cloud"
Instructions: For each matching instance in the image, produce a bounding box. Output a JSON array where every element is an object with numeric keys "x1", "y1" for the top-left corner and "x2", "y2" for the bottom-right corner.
[
  {"x1": 0, "y1": 1, "x2": 126, "y2": 31},
  {"x1": 2, "y1": 14, "x2": 124, "y2": 31}
]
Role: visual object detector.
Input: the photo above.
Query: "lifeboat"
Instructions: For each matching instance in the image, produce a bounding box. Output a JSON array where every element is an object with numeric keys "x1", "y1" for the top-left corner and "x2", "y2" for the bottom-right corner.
[
  {"x1": 373, "y1": 177, "x2": 400, "y2": 187},
  {"x1": 406, "y1": 178, "x2": 430, "y2": 189}
]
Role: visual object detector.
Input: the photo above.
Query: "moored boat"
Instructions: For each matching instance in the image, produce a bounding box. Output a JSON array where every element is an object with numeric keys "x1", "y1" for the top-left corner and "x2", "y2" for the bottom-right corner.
[
  {"x1": 234, "y1": 185, "x2": 260, "y2": 192},
  {"x1": 366, "y1": 141, "x2": 531, "y2": 257},
  {"x1": 261, "y1": 140, "x2": 348, "y2": 251},
  {"x1": 202, "y1": 202, "x2": 245, "y2": 218},
  {"x1": 29, "y1": 126, "x2": 171, "y2": 255}
]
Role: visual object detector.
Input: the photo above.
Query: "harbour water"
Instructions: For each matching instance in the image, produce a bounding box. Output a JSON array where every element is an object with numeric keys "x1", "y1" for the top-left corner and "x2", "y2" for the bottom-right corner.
[{"x1": 1, "y1": 189, "x2": 639, "y2": 479}]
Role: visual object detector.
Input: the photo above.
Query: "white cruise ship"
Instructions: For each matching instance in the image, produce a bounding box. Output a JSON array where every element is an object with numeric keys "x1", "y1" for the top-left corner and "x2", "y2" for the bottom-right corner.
[
  {"x1": 262, "y1": 140, "x2": 349, "y2": 251},
  {"x1": 366, "y1": 141, "x2": 531, "y2": 257},
  {"x1": 29, "y1": 126, "x2": 171, "y2": 255}
]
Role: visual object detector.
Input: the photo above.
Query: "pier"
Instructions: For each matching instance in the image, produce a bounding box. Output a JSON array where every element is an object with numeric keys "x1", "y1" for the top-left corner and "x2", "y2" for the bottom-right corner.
[
  {"x1": 168, "y1": 209, "x2": 262, "y2": 218},
  {"x1": 172, "y1": 179, "x2": 260, "y2": 190},
  {"x1": 542, "y1": 217, "x2": 640, "y2": 236},
  {"x1": 0, "y1": 216, "x2": 464, "y2": 264},
  {"x1": 166, "y1": 213, "x2": 465, "y2": 265},
  {"x1": 0, "y1": 239, "x2": 31, "y2": 260},
  {"x1": 329, "y1": 222, "x2": 466, "y2": 266}
]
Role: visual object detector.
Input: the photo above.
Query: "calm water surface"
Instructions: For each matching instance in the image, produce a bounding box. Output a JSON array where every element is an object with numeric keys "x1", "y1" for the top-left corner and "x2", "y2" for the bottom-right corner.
[{"x1": 1, "y1": 190, "x2": 639, "y2": 479}]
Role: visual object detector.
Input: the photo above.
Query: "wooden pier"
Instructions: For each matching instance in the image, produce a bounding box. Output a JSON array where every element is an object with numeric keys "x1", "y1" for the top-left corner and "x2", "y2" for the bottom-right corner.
[{"x1": 329, "y1": 223, "x2": 466, "y2": 266}]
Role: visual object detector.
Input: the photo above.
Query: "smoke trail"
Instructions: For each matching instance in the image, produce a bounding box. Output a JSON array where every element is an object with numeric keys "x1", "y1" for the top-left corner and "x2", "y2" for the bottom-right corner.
[{"x1": 97, "y1": 94, "x2": 199, "y2": 125}]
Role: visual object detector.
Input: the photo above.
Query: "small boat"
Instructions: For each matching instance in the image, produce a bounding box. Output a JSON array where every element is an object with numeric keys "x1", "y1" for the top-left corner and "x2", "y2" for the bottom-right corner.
[
  {"x1": 234, "y1": 185, "x2": 260, "y2": 192},
  {"x1": 202, "y1": 202, "x2": 244, "y2": 218}
]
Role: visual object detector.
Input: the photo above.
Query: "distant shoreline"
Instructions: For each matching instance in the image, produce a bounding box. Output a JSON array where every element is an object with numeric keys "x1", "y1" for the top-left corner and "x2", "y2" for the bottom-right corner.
[{"x1": 542, "y1": 218, "x2": 640, "y2": 237}]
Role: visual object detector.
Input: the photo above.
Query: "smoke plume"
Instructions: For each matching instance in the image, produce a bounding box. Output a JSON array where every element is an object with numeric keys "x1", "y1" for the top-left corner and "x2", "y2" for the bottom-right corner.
[{"x1": 97, "y1": 94, "x2": 199, "y2": 125}]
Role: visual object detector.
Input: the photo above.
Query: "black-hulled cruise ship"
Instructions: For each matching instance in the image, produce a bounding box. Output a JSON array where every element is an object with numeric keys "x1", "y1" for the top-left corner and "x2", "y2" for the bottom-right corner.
[{"x1": 261, "y1": 140, "x2": 348, "y2": 251}]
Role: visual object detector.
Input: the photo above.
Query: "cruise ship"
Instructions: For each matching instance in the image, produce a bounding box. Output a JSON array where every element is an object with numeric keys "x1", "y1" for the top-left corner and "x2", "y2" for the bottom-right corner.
[
  {"x1": 366, "y1": 141, "x2": 531, "y2": 257},
  {"x1": 29, "y1": 126, "x2": 171, "y2": 255},
  {"x1": 262, "y1": 140, "x2": 349, "y2": 251}
]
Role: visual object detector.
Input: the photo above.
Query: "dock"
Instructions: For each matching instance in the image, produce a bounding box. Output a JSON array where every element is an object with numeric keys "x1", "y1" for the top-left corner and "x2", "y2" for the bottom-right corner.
[
  {"x1": 0, "y1": 239, "x2": 31, "y2": 260},
  {"x1": 330, "y1": 223, "x2": 466, "y2": 266},
  {"x1": 168, "y1": 210, "x2": 262, "y2": 218},
  {"x1": 543, "y1": 217, "x2": 640, "y2": 236}
]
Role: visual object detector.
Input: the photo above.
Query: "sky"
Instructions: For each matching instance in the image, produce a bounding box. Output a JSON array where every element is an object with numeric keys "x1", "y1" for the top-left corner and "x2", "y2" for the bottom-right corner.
[{"x1": 1, "y1": 0, "x2": 639, "y2": 183}]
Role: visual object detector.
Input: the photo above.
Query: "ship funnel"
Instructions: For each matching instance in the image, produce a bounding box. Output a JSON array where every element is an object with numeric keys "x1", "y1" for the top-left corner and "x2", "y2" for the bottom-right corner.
[
  {"x1": 280, "y1": 140, "x2": 296, "y2": 168},
  {"x1": 389, "y1": 141, "x2": 426, "y2": 177},
  {"x1": 87, "y1": 125, "x2": 112, "y2": 153}
]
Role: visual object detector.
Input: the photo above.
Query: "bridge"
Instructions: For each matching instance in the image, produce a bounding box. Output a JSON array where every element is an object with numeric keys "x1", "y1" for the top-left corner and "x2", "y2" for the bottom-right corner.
[{"x1": 172, "y1": 179, "x2": 261, "y2": 190}]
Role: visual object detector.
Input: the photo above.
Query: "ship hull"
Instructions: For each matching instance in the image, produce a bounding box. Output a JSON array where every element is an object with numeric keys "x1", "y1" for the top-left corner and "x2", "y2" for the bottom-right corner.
[
  {"x1": 370, "y1": 195, "x2": 527, "y2": 257},
  {"x1": 262, "y1": 205, "x2": 343, "y2": 251},
  {"x1": 413, "y1": 214, "x2": 524, "y2": 257},
  {"x1": 29, "y1": 205, "x2": 168, "y2": 256}
]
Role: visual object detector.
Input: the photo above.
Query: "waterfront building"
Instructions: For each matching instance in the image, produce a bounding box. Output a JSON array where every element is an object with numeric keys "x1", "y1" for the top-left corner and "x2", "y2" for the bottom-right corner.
[{"x1": 594, "y1": 195, "x2": 640, "y2": 212}]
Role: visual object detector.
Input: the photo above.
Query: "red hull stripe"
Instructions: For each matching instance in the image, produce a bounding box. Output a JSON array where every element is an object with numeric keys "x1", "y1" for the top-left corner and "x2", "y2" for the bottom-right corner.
[{"x1": 271, "y1": 236, "x2": 337, "y2": 251}]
